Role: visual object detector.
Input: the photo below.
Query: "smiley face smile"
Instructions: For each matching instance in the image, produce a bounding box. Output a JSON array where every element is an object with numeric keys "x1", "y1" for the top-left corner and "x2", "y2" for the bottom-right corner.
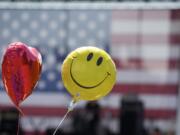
[{"x1": 70, "y1": 56, "x2": 110, "y2": 89}]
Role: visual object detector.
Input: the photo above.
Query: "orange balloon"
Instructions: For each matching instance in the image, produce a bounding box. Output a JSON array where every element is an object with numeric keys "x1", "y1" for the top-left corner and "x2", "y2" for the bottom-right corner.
[{"x1": 2, "y1": 42, "x2": 42, "y2": 111}]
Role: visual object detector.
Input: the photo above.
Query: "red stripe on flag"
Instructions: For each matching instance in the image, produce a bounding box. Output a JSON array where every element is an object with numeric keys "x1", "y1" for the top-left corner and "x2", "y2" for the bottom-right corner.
[
  {"x1": 102, "y1": 108, "x2": 176, "y2": 119},
  {"x1": 113, "y1": 58, "x2": 179, "y2": 70},
  {"x1": 112, "y1": 34, "x2": 180, "y2": 45},
  {"x1": 112, "y1": 10, "x2": 169, "y2": 20},
  {"x1": 142, "y1": 10, "x2": 169, "y2": 20},
  {"x1": 0, "y1": 106, "x2": 176, "y2": 119},
  {"x1": 170, "y1": 34, "x2": 180, "y2": 44},
  {"x1": 144, "y1": 109, "x2": 176, "y2": 119},
  {"x1": 24, "y1": 132, "x2": 45, "y2": 135},
  {"x1": 113, "y1": 58, "x2": 142, "y2": 69},
  {"x1": 170, "y1": 10, "x2": 180, "y2": 20},
  {"x1": 112, "y1": 10, "x2": 139, "y2": 20},
  {"x1": 112, "y1": 84, "x2": 178, "y2": 95},
  {"x1": 112, "y1": 34, "x2": 138, "y2": 44}
]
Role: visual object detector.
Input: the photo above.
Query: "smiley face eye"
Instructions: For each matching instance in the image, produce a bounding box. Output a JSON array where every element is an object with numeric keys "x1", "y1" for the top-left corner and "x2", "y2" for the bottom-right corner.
[
  {"x1": 87, "y1": 53, "x2": 93, "y2": 61},
  {"x1": 97, "y1": 57, "x2": 103, "y2": 66}
]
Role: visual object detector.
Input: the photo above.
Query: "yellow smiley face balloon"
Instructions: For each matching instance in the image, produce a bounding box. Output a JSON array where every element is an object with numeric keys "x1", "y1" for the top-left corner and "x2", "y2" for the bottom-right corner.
[{"x1": 61, "y1": 46, "x2": 116, "y2": 101}]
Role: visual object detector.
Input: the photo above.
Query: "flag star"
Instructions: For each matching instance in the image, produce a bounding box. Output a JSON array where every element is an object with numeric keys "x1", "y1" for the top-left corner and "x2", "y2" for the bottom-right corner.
[
  {"x1": 69, "y1": 21, "x2": 77, "y2": 30},
  {"x1": 68, "y1": 38, "x2": 77, "y2": 48},
  {"x1": 2, "y1": 46, "x2": 7, "y2": 54},
  {"x1": 30, "y1": 20, "x2": 39, "y2": 29},
  {"x1": 11, "y1": 37, "x2": 19, "y2": 42},
  {"x1": 87, "y1": 38, "x2": 96, "y2": 45},
  {"x1": 56, "y1": 63, "x2": 62, "y2": 71},
  {"x1": 78, "y1": 29, "x2": 86, "y2": 38},
  {"x1": 79, "y1": 13, "x2": 87, "y2": 21},
  {"x1": 88, "y1": 21, "x2": 96, "y2": 30},
  {"x1": 2, "y1": 12, "x2": 10, "y2": 21},
  {"x1": 20, "y1": 29, "x2": 29, "y2": 38},
  {"x1": 58, "y1": 30, "x2": 66, "y2": 39},
  {"x1": 56, "y1": 82, "x2": 63, "y2": 90},
  {"x1": 42, "y1": 63, "x2": 48, "y2": 72},
  {"x1": 11, "y1": 20, "x2": 19, "y2": 30},
  {"x1": 49, "y1": 21, "x2": 58, "y2": 30},
  {"x1": 40, "y1": 47, "x2": 48, "y2": 54},
  {"x1": 48, "y1": 38, "x2": 57, "y2": 48},
  {"x1": 59, "y1": 13, "x2": 67, "y2": 21},
  {"x1": 2, "y1": 29, "x2": 10, "y2": 38},
  {"x1": 46, "y1": 54, "x2": 56, "y2": 66},
  {"x1": 58, "y1": 47, "x2": 65, "y2": 55},
  {"x1": 97, "y1": 30, "x2": 106, "y2": 39},
  {"x1": 47, "y1": 71, "x2": 56, "y2": 81},
  {"x1": 40, "y1": 12, "x2": 48, "y2": 21},
  {"x1": 21, "y1": 12, "x2": 30, "y2": 21},
  {"x1": 40, "y1": 29, "x2": 48, "y2": 39},
  {"x1": 98, "y1": 13, "x2": 107, "y2": 22},
  {"x1": 0, "y1": 80, "x2": 3, "y2": 86},
  {"x1": 38, "y1": 80, "x2": 46, "y2": 90},
  {"x1": 30, "y1": 37, "x2": 38, "y2": 45}
]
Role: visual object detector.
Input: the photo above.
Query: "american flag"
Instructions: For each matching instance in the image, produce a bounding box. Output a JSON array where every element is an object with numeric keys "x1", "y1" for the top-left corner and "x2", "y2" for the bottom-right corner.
[{"x1": 0, "y1": 5, "x2": 179, "y2": 133}]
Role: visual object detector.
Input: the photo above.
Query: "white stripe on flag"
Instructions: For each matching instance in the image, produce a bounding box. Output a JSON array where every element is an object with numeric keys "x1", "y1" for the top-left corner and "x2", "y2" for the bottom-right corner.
[
  {"x1": 20, "y1": 116, "x2": 175, "y2": 133},
  {"x1": 0, "y1": 92, "x2": 176, "y2": 110},
  {"x1": 112, "y1": 20, "x2": 171, "y2": 35},
  {"x1": 116, "y1": 70, "x2": 178, "y2": 84},
  {"x1": 111, "y1": 45, "x2": 180, "y2": 60}
]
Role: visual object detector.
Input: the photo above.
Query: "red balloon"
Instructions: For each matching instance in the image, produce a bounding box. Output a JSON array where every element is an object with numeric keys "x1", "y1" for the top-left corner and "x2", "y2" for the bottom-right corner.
[{"x1": 2, "y1": 42, "x2": 42, "y2": 111}]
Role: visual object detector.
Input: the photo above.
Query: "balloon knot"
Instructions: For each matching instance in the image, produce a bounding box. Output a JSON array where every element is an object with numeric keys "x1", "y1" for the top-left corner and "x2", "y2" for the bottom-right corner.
[{"x1": 68, "y1": 100, "x2": 77, "y2": 111}]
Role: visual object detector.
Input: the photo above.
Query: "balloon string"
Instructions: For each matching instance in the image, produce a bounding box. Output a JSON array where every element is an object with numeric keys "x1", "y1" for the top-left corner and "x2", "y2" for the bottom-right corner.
[
  {"x1": 52, "y1": 100, "x2": 77, "y2": 135},
  {"x1": 17, "y1": 113, "x2": 20, "y2": 135},
  {"x1": 52, "y1": 109, "x2": 70, "y2": 135},
  {"x1": 16, "y1": 105, "x2": 25, "y2": 116}
]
